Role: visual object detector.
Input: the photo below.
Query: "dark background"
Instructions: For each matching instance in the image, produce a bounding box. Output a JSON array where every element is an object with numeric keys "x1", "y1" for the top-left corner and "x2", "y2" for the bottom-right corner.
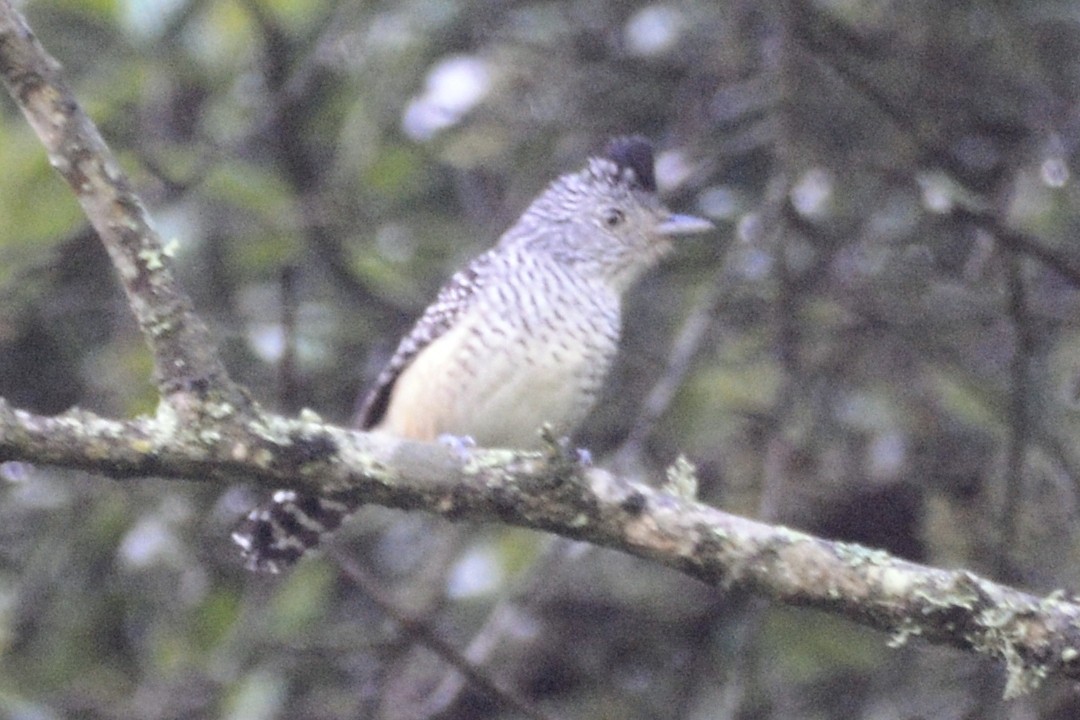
[{"x1": 3, "y1": 0, "x2": 1080, "y2": 717}]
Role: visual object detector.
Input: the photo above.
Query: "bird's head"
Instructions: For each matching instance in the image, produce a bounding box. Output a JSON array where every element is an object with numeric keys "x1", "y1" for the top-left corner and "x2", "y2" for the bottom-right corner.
[{"x1": 509, "y1": 136, "x2": 713, "y2": 293}]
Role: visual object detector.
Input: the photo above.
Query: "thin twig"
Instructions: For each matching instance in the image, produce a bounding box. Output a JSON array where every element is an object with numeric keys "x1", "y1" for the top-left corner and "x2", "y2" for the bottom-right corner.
[
  {"x1": 279, "y1": 265, "x2": 301, "y2": 414},
  {"x1": 329, "y1": 548, "x2": 560, "y2": 720},
  {"x1": 616, "y1": 266, "x2": 728, "y2": 462},
  {"x1": 792, "y1": 4, "x2": 1080, "y2": 289},
  {"x1": 1000, "y1": 250, "x2": 1032, "y2": 580}
]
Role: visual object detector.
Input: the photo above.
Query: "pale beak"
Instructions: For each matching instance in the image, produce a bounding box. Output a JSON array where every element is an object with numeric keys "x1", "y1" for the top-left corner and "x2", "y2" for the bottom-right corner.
[{"x1": 657, "y1": 212, "x2": 714, "y2": 236}]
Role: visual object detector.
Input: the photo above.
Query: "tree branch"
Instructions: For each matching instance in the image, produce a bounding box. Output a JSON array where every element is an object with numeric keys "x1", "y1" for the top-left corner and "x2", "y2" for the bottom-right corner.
[
  {"x1": 1, "y1": 398, "x2": 1079, "y2": 697},
  {"x1": 0, "y1": 2, "x2": 240, "y2": 403}
]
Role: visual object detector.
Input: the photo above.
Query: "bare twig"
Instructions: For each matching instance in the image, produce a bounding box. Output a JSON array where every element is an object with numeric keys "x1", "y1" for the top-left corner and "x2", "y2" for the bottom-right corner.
[
  {"x1": 1000, "y1": 250, "x2": 1033, "y2": 580},
  {"x1": 279, "y1": 265, "x2": 302, "y2": 414},
  {"x1": 953, "y1": 207, "x2": 1080, "y2": 288},
  {"x1": 410, "y1": 534, "x2": 574, "y2": 715},
  {"x1": 330, "y1": 549, "x2": 560, "y2": 720},
  {"x1": 616, "y1": 267, "x2": 728, "y2": 463},
  {"x1": 792, "y1": 3, "x2": 1080, "y2": 289}
]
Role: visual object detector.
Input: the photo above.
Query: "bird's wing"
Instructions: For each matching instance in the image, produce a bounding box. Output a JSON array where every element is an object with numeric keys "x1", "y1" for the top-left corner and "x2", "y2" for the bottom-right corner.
[{"x1": 353, "y1": 250, "x2": 493, "y2": 430}]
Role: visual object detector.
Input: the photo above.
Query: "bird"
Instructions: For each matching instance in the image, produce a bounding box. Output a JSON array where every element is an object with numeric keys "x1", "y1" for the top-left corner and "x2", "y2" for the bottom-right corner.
[{"x1": 232, "y1": 136, "x2": 713, "y2": 572}]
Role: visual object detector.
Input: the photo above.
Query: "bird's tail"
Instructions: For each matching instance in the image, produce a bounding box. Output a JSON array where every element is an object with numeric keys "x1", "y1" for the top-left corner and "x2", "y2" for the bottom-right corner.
[{"x1": 231, "y1": 490, "x2": 360, "y2": 573}]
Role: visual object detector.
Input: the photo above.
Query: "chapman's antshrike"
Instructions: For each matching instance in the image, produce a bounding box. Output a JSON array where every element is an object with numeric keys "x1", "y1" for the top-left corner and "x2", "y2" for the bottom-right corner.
[{"x1": 233, "y1": 136, "x2": 713, "y2": 572}]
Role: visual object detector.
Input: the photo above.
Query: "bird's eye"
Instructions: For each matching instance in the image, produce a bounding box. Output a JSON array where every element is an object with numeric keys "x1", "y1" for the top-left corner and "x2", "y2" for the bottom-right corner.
[{"x1": 603, "y1": 208, "x2": 625, "y2": 228}]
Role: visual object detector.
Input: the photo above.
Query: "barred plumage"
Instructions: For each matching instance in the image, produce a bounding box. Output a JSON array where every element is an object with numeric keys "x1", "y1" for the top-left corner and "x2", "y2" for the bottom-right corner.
[{"x1": 232, "y1": 136, "x2": 713, "y2": 572}]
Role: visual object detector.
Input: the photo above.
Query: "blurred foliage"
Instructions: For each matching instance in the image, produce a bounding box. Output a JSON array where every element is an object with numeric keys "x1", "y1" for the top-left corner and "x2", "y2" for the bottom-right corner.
[{"x1": 5, "y1": 0, "x2": 1080, "y2": 718}]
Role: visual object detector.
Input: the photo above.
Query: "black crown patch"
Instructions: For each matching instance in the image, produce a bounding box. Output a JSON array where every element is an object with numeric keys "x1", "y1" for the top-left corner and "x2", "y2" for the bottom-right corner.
[{"x1": 603, "y1": 135, "x2": 657, "y2": 193}]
